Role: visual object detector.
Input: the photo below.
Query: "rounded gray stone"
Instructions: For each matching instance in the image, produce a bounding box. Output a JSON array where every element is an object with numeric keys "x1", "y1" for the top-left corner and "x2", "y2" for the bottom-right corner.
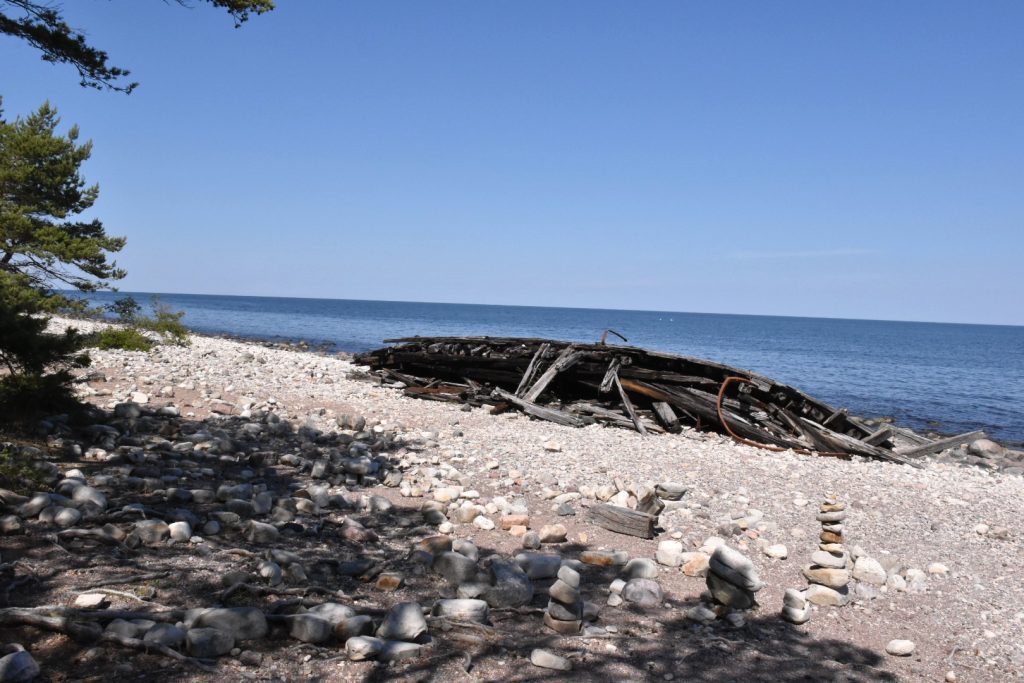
[
  {"x1": 709, "y1": 545, "x2": 762, "y2": 592},
  {"x1": 143, "y1": 623, "x2": 187, "y2": 648},
  {"x1": 621, "y1": 557, "x2": 659, "y2": 580},
  {"x1": 810, "y1": 550, "x2": 847, "y2": 569},
  {"x1": 886, "y1": 639, "x2": 916, "y2": 656},
  {"x1": 186, "y1": 627, "x2": 235, "y2": 658},
  {"x1": 621, "y1": 578, "x2": 663, "y2": 609},
  {"x1": 286, "y1": 614, "x2": 333, "y2": 643},
  {"x1": 515, "y1": 552, "x2": 561, "y2": 580},
  {"x1": 531, "y1": 648, "x2": 571, "y2": 671},
  {"x1": 431, "y1": 598, "x2": 489, "y2": 624},
  {"x1": 433, "y1": 551, "x2": 478, "y2": 585},
  {"x1": 375, "y1": 602, "x2": 427, "y2": 642},
  {"x1": 193, "y1": 607, "x2": 268, "y2": 641},
  {"x1": 0, "y1": 649, "x2": 39, "y2": 683},
  {"x1": 345, "y1": 635, "x2": 384, "y2": 661},
  {"x1": 308, "y1": 602, "x2": 356, "y2": 626}
]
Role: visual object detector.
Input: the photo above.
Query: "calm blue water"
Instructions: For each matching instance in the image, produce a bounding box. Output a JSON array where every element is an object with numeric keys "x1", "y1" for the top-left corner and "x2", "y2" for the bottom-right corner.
[{"x1": 80, "y1": 292, "x2": 1024, "y2": 445}]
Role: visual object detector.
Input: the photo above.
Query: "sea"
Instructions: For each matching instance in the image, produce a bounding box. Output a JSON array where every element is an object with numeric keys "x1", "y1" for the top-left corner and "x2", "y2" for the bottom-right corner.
[{"x1": 79, "y1": 292, "x2": 1024, "y2": 445}]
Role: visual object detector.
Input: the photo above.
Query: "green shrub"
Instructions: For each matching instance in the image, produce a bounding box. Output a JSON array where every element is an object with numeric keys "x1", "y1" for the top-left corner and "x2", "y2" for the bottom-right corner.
[
  {"x1": 91, "y1": 327, "x2": 153, "y2": 351},
  {"x1": 107, "y1": 295, "x2": 142, "y2": 324},
  {"x1": 0, "y1": 280, "x2": 90, "y2": 426},
  {"x1": 0, "y1": 447, "x2": 51, "y2": 495},
  {"x1": 0, "y1": 371, "x2": 82, "y2": 428},
  {"x1": 136, "y1": 297, "x2": 190, "y2": 346}
]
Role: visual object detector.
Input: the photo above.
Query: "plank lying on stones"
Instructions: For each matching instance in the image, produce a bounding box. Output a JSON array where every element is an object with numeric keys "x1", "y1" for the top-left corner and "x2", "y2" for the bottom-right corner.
[
  {"x1": 895, "y1": 430, "x2": 986, "y2": 458},
  {"x1": 588, "y1": 503, "x2": 656, "y2": 539},
  {"x1": 492, "y1": 388, "x2": 585, "y2": 428}
]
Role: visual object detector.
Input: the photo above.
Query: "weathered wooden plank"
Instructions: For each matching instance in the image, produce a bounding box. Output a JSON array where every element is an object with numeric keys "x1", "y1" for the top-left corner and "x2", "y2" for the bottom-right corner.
[
  {"x1": 845, "y1": 414, "x2": 880, "y2": 438},
  {"x1": 514, "y1": 342, "x2": 550, "y2": 396},
  {"x1": 588, "y1": 503, "x2": 656, "y2": 539},
  {"x1": 887, "y1": 424, "x2": 933, "y2": 445},
  {"x1": 522, "y1": 346, "x2": 584, "y2": 403},
  {"x1": 822, "y1": 408, "x2": 848, "y2": 427},
  {"x1": 651, "y1": 401, "x2": 680, "y2": 433},
  {"x1": 570, "y1": 403, "x2": 652, "y2": 431},
  {"x1": 862, "y1": 425, "x2": 894, "y2": 446},
  {"x1": 599, "y1": 358, "x2": 622, "y2": 394},
  {"x1": 613, "y1": 372, "x2": 647, "y2": 436},
  {"x1": 799, "y1": 418, "x2": 922, "y2": 467},
  {"x1": 771, "y1": 407, "x2": 830, "y2": 451},
  {"x1": 619, "y1": 378, "x2": 805, "y2": 450},
  {"x1": 381, "y1": 369, "x2": 426, "y2": 386},
  {"x1": 895, "y1": 430, "x2": 985, "y2": 458},
  {"x1": 403, "y1": 386, "x2": 464, "y2": 403},
  {"x1": 492, "y1": 388, "x2": 585, "y2": 428}
]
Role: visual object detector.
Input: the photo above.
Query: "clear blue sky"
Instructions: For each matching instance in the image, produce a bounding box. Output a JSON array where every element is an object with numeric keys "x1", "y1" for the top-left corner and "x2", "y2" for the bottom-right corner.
[{"x1": 2, "y1": 1, "x2": 1022, "y2": 324}]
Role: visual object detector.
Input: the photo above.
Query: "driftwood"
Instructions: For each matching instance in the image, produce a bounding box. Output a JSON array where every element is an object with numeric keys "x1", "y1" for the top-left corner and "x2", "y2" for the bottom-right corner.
[
  {"x1": 492, "y1": 388, "x2": 585, "y2": 428},
  {"x1": 862, "y1": 425, "x2": 894, "y2": 446},
  {"x1": 521, "y1": 345, "x2": 582, "y2": 403},
  {"x1": 0, "y1": 606, "x2": 213, "y2": 672},
  {"x1": 896, "y1": 430, "x2": 986, "y2": 458},
  {"x1": 515, "y1": 343, "x2": 550, "y2": 395},
  {"x1": 588, "y1": 503, "x2": 656, "y2": 539},
  {"x1": 78, "y1": 571, "x2": 171, "y2": 590},
  {"x1": 613, "y1": 372, "x2": 647, "y2": 436},
  {"x1": 356, "y1": 335, "x2": 958, "y2": 464},
  {"x1": 219, "y1": 581, "x2": 341, "y2": 603},
  {"x1": 99, "y1": 631, "x2": 217, "y2": 673},
  {"x1": 651, "y1": 401, "x2": 680, "y2": 433}
]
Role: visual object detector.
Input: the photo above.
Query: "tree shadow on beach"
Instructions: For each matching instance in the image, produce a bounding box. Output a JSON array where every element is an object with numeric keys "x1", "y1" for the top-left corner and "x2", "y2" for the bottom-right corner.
[{"x1": 2, "y1": 405, "x2": 898, "y2": 682}]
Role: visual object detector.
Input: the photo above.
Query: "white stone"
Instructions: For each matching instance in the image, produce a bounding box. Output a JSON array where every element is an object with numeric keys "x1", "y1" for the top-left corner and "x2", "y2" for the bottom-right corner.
[
  {"x1": 885, "y1": 639, "x2": 915, "y2": 656},
  {"x1": 74, "y1": 593, "x2": 109, "y2": 608},
  {"x1": 655, "y1": 540, "x2": 683, "y2": 567},
  {"x1": 852, "y1": 557, "x2": 887, "y2": 586},
  {"x1": 531, "y1": 648, "x2": 571, "y2": 671},
  {"x1": 168, "y1": 521, "x2": 192, "y2": 542},
  {"x1": 473, "y1": 516, "x2": 495, "y2": 531}
]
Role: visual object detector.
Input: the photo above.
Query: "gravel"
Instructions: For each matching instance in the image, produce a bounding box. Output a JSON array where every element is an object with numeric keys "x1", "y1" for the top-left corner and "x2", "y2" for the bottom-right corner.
[{"x1": 22, "y1": 317, "x2": 1024, "y2": 681}]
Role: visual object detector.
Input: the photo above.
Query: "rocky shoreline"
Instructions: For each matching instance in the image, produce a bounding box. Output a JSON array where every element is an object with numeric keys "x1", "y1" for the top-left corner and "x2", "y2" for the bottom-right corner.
[{"x1": 1, "y1": 317, "x2": 1022, "y2": 681}]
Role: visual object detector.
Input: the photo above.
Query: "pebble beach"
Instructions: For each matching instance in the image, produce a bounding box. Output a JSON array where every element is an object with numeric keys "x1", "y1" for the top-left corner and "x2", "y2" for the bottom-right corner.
[{"x1": 1, "y1": 317, "x2": 1022, "y2": 681}]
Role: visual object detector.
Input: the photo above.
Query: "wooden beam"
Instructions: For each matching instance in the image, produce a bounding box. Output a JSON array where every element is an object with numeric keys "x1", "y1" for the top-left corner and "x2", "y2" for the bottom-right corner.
[
  {"x1": 895, "y1": 430, "x2": 985, "y2": 458},
  {"x1": 822, "y1": 408, "x2": 848, "y2": 427},
  {"x1": 599, "y1": 358, "x2": 622, "y2": 393},
  {"x1": 888, "y1": 425, "x2": 932, "y2": 445},
  {"x1": 570, "y1": 403, "x2": 665, "y2": 433},
  {"x1": 620, "y1": 378, "x2": 805, "y2": 450},
  {"x1": 588, "y1": 503, "x2": 656, "y2": 539},
  {"x1": 522, "y1": 346, "x2": 583, "y2": 403},
  {"x1": 492, "y1": 388, "x2": 585, "y2": 428},
  {"x1": 651, "y1": 401, "x2": 680, "y2": 433},
  {"x1": 613, "y1": 372, "x2": 647, "y2": 436},
  {"x1": 799, "y1": 418, "x2": 922, "y2": 467},
  {"x1": 772, "y1": 407, "x2": 831, "y2": 451},
  {"x1": 862, "y1": 425, "x2": 893, "y2": 446},
  {"x1": 514, "y1": 342, "x2": 549, "y2": 396}
]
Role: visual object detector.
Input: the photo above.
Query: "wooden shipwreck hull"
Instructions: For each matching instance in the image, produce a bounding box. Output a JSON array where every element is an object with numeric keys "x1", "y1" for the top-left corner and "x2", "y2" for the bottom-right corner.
[{"x1": 355, "y1": 336, "x2": 962, "y2": 467}]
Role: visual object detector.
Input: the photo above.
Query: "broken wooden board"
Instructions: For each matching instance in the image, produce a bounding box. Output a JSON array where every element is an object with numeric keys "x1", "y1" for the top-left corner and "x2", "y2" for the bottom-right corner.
[
  {"x1": 521, "y1": 346, "x2": 583, "y2": 403},
  {"x1": 895, "y1": 430, "x2": 986, "y2": 458},
  {"x1": 492, "y1": 388, "x2": 585, "y2": 428},
  {"x1": 588, "y1": 503, "x2": 656, "y2": 539}
]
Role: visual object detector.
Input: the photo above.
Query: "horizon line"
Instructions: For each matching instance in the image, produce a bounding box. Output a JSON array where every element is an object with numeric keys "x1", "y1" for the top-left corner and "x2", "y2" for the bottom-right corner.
[{"x1": 70, "y1": 288, "x2": 1024, "y2": 330}]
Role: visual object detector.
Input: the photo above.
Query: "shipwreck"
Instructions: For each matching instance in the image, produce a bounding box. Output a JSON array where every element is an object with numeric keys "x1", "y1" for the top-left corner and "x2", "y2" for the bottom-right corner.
[{"x1": 355, "y1": 335, "x2": 985, "y2": 468}]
